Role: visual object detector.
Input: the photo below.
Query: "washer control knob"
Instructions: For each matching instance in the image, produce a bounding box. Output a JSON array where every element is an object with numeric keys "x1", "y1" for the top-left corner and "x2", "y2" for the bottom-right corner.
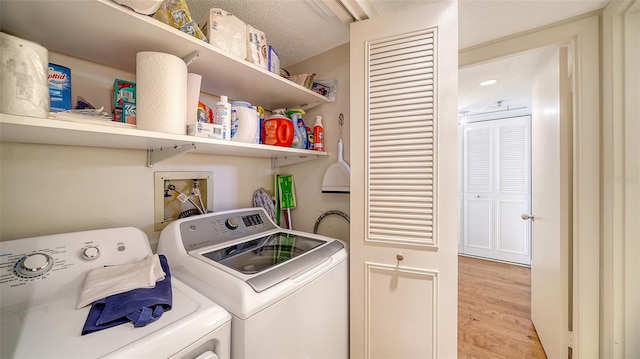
[
  {"x1": 82, "y1": 246, "x2": 100, "y2": 261},
  {"x1": 225, "y1": 217, "x2": 239, "y2": 230},
  {"x1": 15, "y1": 253, "x2": 54, "y2": 277}
]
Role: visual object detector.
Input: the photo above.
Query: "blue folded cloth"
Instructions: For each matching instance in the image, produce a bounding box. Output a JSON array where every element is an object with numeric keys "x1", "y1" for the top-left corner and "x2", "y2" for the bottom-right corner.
[{"x1": 81, "y1": 255, "x2": 173, "y2": 335}]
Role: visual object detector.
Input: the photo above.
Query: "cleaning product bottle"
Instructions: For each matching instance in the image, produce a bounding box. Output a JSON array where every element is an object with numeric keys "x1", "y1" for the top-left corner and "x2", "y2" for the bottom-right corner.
[
  {"x1": 286, "y1": 108, "x2": 306, "y2": 149},
  {"x1": 253, "y1": 106, "x2": 261, "y2": 144},
  {"x1": 230, "y1": 101, "x2": 258, "y2": 143},
  {"x1": 257, "y1": 106, "x2": 265, "y2": 144},
  {"x1": 313, "y1": 115, "x2": 324, "y2": 151},
  {"x1": 298, "y1": 119, "x2": 308, "y2": 149},
  {"x1": 215, "y1": 95, "x2": 231, "y2": 140},
  {"x1": 306, "y1": 126, "x2": 313, "y2": 150}
]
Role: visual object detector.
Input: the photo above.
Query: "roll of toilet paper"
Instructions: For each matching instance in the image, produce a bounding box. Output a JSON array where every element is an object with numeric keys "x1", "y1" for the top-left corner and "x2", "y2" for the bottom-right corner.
[
  {"x1": 186, "y1": 73, "x2": 202, "y2": 130},
  {"x1": 136, "y1": 51, "x2": 187, "y2": 134},
  {"x1": 0, "y1": 32, "x2": 49, "y2": 118}
]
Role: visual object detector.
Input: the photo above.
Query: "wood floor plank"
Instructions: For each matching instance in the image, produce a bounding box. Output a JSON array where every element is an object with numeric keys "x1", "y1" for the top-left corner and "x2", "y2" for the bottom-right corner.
[{"x1": 458, "y1": 255, "x2": 547, "y2": 359}]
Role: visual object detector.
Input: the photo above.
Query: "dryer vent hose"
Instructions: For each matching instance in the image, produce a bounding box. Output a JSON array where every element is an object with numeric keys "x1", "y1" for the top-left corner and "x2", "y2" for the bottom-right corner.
[{"x1": 313, "y1": 210, "x2": 350, "y2": 234}]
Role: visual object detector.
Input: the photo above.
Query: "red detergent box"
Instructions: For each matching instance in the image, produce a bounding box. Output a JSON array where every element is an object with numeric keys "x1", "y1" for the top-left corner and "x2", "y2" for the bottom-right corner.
[{"x1": 48, "y1": 64, "x2": 71, "y2": 112}]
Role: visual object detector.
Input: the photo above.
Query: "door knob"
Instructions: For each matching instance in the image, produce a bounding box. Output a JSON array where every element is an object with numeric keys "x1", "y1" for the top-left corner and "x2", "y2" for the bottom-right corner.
[
  {"x1": 521, "y1": 214, "x2": 535, "y2": 221},
  {"x1": 396, "y1": 254, "x2": 404, "y2": 261}
]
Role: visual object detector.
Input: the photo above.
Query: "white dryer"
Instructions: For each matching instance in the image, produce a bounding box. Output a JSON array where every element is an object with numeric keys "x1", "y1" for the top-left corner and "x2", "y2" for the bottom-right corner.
[
  {"x1": 158, "y1": 207, "x2": 348, "y2": 359},
  {"x1": 0, "y1": 227, "x2": 231, "y2": 359}
]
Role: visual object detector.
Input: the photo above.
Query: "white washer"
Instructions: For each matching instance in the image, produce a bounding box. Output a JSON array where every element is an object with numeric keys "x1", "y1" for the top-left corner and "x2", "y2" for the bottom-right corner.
[
  {"x1": 0, "y1": 227, "x2": 231, "y2": 359},
  {"x1": 158, "y1": 207, "x2": 348, "y2": 359}
]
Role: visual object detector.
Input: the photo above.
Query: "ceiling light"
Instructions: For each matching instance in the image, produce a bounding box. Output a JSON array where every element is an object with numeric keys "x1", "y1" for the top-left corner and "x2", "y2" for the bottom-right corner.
[{"x1": 480, "y1": 79, "x2": 497, "y2": 86}]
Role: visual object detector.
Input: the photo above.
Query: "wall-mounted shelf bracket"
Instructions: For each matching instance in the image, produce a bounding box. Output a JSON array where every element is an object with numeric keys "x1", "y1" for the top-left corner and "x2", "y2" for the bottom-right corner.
[
  {"x1": 272, "y1": 154, "x2": 321, "y2": 168},
  {"x1": 147, "y1": 143, "x2": 196, "y2": 167}
]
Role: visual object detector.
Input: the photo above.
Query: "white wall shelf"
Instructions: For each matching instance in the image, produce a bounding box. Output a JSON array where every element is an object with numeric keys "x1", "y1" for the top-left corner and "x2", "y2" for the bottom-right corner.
[
  {"x1": 0, "y1": 0, "x2": 330, "y2": 167},
  {"x1": 0, "y1": 114, "x2": 326, "y2": 167},
  {"x1": 0, "y1": 0, "x2": 331, "y2": 111}
]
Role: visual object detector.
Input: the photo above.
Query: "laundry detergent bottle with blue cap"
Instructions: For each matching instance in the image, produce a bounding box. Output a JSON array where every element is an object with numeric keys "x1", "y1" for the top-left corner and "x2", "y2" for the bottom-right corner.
[{"x1": 285, "y1": 108, "x2": 307, "y2": 149}]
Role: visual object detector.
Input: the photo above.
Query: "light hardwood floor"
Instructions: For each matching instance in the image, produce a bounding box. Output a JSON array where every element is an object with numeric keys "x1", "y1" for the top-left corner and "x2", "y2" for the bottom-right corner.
[{"x1": 458, "y1": 255, "x2": 547, "y2": 359}]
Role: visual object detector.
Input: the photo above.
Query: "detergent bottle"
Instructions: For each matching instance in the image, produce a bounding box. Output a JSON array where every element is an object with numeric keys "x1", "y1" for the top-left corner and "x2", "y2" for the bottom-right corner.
[
  {"x1": 230, "y1": 101, "x2": 258, "y2": 143},
  {"x1": 285, "y1": 108, "x2": 307, "y2": 149},
  {"x1": 262, "y1": 109, "x2": 294, "y2": 147}
]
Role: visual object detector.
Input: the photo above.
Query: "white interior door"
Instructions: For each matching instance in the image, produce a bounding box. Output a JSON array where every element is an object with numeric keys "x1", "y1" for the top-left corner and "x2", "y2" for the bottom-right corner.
[
  {"x1": 530, "y1": 47, "x2": 571, "y2": 359},
  {"x1": 462, "y1": 117, "x2": 531, "y2": 265},
  {"x1": 349, "y1": 1, "x2": 458, "y2": 358}
]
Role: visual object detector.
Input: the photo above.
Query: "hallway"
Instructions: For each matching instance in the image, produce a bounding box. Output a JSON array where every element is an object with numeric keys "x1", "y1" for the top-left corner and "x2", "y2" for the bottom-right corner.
[{"x1": 458, "y1": 255, "x2": 547, "y2": 358}]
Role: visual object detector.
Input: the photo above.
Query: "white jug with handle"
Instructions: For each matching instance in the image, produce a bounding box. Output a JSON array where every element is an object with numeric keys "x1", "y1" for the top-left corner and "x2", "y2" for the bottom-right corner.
[{"x1": 231, "y1": 101, "x2": 259, "y2": 143}]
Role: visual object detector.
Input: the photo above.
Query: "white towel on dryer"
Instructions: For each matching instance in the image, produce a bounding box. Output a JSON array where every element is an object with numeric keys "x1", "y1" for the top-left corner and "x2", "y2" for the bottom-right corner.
[{"x1": 76, "y1": 254, "x2": 165, "y2": 309}]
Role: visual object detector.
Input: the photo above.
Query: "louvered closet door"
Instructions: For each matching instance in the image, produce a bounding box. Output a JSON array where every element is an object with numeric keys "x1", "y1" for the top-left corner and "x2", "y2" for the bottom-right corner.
[
  {"x1": 350, "y1": 1, "x2": 458, "y2": 358},
  {"x1": 462, "y1": 116, "x2": 531, "y2": 265}
]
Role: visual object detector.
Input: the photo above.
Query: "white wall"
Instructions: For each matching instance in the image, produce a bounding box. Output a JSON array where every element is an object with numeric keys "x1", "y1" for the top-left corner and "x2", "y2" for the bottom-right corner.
[
  {"x1": 283, "y1": 43, "x2": 351, "y2": 243},
  {"x1": 0, "y1": 45, "x2": 351, "y2": 248},
  {"x1": 0, "y1": 52, "x2": 273, "y2": 250}
]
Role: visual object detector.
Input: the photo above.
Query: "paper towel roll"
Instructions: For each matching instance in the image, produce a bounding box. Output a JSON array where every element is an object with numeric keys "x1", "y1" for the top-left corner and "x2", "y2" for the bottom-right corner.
[
  {"x1": 186, "y1": 73, "x2": 202, "y2": 130},
  {"x1": 0, "y1": 32, "x2": 49, "y2": 118},
  {"x1": 136, "y1": 51, "x2": 187, "y2": 135}
]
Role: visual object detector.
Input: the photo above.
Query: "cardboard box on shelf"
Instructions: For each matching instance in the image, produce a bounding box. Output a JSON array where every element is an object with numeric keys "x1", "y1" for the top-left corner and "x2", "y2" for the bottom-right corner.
[
  {"x1": 112, "y1": 79, "x2": 135, "y2": 110},
  {"x1": 247, "y1": 25, "x2": 268, "y2": 70},
  {"x1": 268, "y1": 46, "x2": 279, "y2": 75},
  {"x1": 48, "y1": 63, "x2": 71, "y2": 112}
]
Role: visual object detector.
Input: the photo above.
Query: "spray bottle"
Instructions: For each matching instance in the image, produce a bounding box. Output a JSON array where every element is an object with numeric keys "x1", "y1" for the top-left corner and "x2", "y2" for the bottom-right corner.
[
  {"x1": 286, "y1": 108, "x2": 307, "y2": 149},
  {"x1": 313, "y1": 115, "x2": 324, "y2": 151}
]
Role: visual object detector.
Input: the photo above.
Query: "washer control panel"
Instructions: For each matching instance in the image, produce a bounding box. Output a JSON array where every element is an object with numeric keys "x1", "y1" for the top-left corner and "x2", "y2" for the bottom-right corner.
[
  {"x1": 179, "y1": 208, "x2": 277, "y2": 251},
  {"x1": 0, "y1": 227, "x2": 152, "y2": 308}
]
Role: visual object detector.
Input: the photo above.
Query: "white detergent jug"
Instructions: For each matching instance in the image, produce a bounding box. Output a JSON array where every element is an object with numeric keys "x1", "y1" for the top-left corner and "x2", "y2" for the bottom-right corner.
[{"x1": 231, "y1": 101, "x2": 259, "y2": 143}]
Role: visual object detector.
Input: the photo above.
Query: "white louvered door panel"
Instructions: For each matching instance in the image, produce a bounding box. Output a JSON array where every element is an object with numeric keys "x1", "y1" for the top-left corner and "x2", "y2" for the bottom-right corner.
[
  {"x1": 463, "y1": 122, "x2": 494, "y2": 257},
  {"x1": 461, "y1": 116, "x2": 531, "y2": 265},
  {"x1": 495, "y1": 118, "x2": 531, "y2": 264},
  {"x1": 367, "y1": 30, "x2": 437, "y2": 247},
  {"x1": 350, "y1": 1, "x2": 458, "y2": 359}
]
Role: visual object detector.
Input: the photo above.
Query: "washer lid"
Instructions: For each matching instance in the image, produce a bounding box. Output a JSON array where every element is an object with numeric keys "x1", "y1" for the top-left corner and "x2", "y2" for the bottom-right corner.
[{"x1": 200, "y1": 232, "x2": 344, "y2": 292}]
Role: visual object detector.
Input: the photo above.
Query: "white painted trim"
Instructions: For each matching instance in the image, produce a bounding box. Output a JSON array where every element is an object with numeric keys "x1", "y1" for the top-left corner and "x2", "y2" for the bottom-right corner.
[
  {"x1": 459, "y1": 15, "x2": 601, "y2": 358},
  {"x1": 601, "y1": 1, "x2": 639, "y2": 358}
]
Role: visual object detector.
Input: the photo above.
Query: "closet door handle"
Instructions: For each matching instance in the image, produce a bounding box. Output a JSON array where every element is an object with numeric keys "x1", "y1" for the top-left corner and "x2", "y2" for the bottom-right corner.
[{"x1": 521, "y1": 214, "x2": 535, "y2": 221}]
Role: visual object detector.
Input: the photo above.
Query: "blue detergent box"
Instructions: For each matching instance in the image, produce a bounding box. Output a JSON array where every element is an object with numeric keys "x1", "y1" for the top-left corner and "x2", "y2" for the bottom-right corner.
[
  {"x1": 268, "y1": 45, "x2": 279, "y2": 75},
  {"x1": 48, "y1": 63, "x2": 71, "y2": 112}
]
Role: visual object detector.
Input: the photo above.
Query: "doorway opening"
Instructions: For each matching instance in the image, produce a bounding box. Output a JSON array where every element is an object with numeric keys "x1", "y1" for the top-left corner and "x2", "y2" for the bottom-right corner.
[
  {"x1": 457, "y1": 44, "x2": 569, "y2": 359},
  {"x1": 457, "y1": 47, "x2": 558, "y2": 266}
]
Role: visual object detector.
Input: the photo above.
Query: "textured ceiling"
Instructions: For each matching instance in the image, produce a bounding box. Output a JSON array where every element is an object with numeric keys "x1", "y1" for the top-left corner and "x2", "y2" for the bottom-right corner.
[
  {"x1": 458, "y1": 47, "x2": 559, "y2": 115},
  {"x1": 183, "y1": 0, "x2": 609, "y2": 114},
  {"x1": 185, "y1": 0, "x2": 349, "y2": 68}
]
